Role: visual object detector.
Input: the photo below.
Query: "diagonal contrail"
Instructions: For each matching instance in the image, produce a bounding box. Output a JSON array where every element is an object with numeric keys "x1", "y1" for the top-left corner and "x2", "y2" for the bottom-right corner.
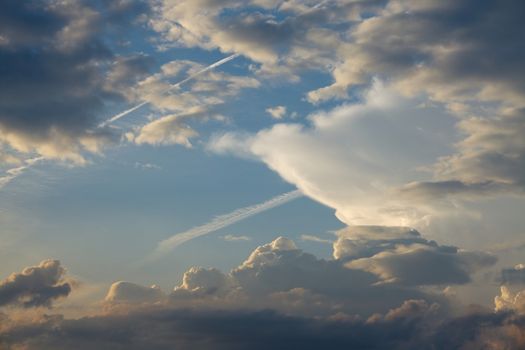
[
  {"x1": 152, "y1": 189, "x2": 303, "y2": 257},
  {"x1": 98, "y1": 53, "x2": 240, "y2": 128},
  {"x1": 0, "y1": 157, "x2": 44, "y2": 190}
]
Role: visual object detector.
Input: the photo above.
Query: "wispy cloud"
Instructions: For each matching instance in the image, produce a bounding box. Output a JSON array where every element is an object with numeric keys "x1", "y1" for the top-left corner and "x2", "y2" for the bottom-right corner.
[
  {"x1": 300, "y1": 234, "x2": 333, "y2": 244},
  {"x1": 152, "y1": 190, "x2": 302, "y2": 257},
  {"x1": 99, "y1": 53, "x2": 240, "y2": 128},
  {"x1": 221, "y1": 234, "x2": 251, "y2": 242}
]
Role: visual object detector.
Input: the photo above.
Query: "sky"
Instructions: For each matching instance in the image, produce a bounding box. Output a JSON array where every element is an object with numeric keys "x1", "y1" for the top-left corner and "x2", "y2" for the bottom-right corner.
[{"x1": 0, "y1": 0, "x2": 524, "y2": 349}]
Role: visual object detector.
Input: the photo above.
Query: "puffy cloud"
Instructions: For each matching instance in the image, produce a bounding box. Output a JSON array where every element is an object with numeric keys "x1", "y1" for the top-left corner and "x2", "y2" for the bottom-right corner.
[
  {"x1": 308, "y1": 0, "x2": 525, "y2": 107},
  {"x1": 0, "y1": 235, "x2": 510, "y2": 349},
  {"x1": 221, "y1": 234, "x2": 251, "y2": 242},
  {"x1": 105, "y1": 282, "x2": 165, "y2": 305},
  {"x1": 337, "y1": 226, "x2": 496, "y2": 286},
  {"x1": 266, "y1": 106, "x2": 287, "y2": 119},
  {"x1": 172, "y1": 267, "x2": 233, "y2": 298},
  {"x1": 494, "y1": 286, "x2": 525, "y2": 313},
  {"x1": 0, "y1": 260, "x2": 71, "y2": 308},
  {"x1": 399, "y1": 108, "x2": 525, "y2": 199},
  {"x1": 161, "y1": 233, "x2": 494, "y2": 316},
  {"x1": 0, "y1": 0, "x2": 152, "y2": 164},
  {"x1": 131, "y1": 113, "x2": 199, "y2": 147},
  {"x1": 151, "y1": 0, "x2": 382, "y2": 79},
  {"x1": 123, "y1": 58, "x2": 259, "y2": 148},
  {"x1": 208, "y1": 81, "x2": 461, "y2": 227}
]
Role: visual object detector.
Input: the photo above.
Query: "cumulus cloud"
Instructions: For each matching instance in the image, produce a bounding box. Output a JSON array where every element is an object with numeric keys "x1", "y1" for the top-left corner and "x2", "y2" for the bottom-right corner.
[
  {"x1": 0, "y1": 235, "x2": 513, "y2": 349},
  {"x1": 115, "y1": 233, "x2": 494, "y2": 317},
  {"x1": 266, "y1": 106, "x2": 287, "y2": 119},
  {"x1": 0, "y1": 260, "x2": 71, "y2": 308},
  {"x1": 151, "y1": 0, "x2": 380, "y2": 79},
  {"x1": 105, "y1": 282, "x2": 165, "y2": 305},
  {"x1": 0, "y1": 0, "x2": 152, "y2": 164},
  {"x1": 336, "y1": 226, "x2": 496, "y2": 286},
  {"x1": 494, "y1": 286, "x2": 525, "y2": 314},
  {"x1": 308, "y1": 0, "x2": 525, "y2": 107}
]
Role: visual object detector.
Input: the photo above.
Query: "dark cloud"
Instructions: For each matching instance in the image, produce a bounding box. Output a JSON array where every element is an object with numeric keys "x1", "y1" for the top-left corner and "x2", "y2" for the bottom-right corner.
[
  {"x1": 336, "y1": 226, "x2": 496, "y2": 286},
  {"x1": 309, "y1": 0, "x2": 525, "y2": 105},
  {"x1": 398, "y1": 108, "x2": 525, "y2": 199},
  {"x1": 430, "y1": 311, "x2": 525, "y2": 350},
  {"x1": 2, "y1": 304, "x2": 525, "y2": 350},
  {"x1": 0, "y1": 260, "x2": 71, "y2": 308},
  {"x1": 0, "y1": 0, "x2": 152, "y2": 162},
  {"x1": 0, "y1": 301, "x2": 438, "y2": 350},
  {"x1": 500, "y1": 265, "x2": 525, "y2": 285}
]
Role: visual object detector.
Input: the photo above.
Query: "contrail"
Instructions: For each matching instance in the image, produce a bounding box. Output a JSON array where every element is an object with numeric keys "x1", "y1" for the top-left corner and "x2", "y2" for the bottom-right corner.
[
  {"x1": 0, "y1": 157, "x2": 44, "y2": 190},
  {"x1": 152, "y1": 189, "x2": 303, "y2": 257},
  {"x1": 98, "y1": 53, "x2": 240, "y2": 128}
]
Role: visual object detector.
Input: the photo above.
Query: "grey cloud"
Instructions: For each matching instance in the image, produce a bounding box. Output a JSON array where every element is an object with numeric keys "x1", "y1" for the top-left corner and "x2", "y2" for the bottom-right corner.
[
  {"x1": 108, "y1": 235, "x2": 455, "y2": 318},
  {"x1": 398, "y1": 108, "x2": 525, "y2": 199},
  {"x1": 0, "y1": 260, "x2": 71, "y2": 308},
  {"x1": 336, "y1": 226, "x2": 496, "y2": 286},
  {"x1": 500, "y1": 265, "x2": 525, "y2": 286},
  {"x1": 0, "y1": 300, "x2": 441, "y2": 350},
  {"x1": 310, "y1": 0, "x2": 525, "y2": 105},
  {"x1": 0, "y1": 0, "x2": 152, "y2": 163},
  {"x1": 3, "y1": 301, "x2": 525, "y2": 350}
]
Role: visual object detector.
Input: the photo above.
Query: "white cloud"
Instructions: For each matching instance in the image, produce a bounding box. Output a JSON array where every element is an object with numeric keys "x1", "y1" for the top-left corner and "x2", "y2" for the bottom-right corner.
[
  {"x1": 266, "y1": 106, "x2": 287, "y2": 119},
  {"x1": 105, "y1": 281, "x2": 165, "y2": 304},
  {"x1": 221, "y1": 234, "x2": 251, "y2": 242},
  {"x1": 208, "y1": 81, "x2": 458, "y2": 227}
]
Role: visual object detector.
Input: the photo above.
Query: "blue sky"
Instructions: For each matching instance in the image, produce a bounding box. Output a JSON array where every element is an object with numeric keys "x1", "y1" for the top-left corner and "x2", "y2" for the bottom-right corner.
[{"x1": 0, "y1": 0, "x2": 525, "y2": 348}]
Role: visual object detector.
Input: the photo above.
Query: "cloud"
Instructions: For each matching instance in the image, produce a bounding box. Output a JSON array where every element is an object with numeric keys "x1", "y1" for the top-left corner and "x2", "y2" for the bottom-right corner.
[
  {"x1": 99, "y1": 53, "x2": 242, "y2": 128},
  {"x1": 0, "y1": 260, "x2": 71, "y2": 308},
  {"x1": 129, "y1": 234, "x2": 473, "y2": 317},
  {"x1": 3, "y1": 298, "x2": 525, "y2": 350},
  {"x1": 130, "y1": 113, "x2": 199, "y2": 147},
  {"x1": 119, "y1": 57, "x2": 259, "y2": 149},
  {"x1": 208, "y1": 81, "x2": 460, "y2": 227},
  {"x1": 266, "y1": 106, "x2": 287, "y2": 119},
  {"x1": 0, "y1": 234, "x2": 514, "y2": 349},
  {"x1": 151, "y1": 0, "x2": 380, "y2": 79},
  {"x1": 0, "y1": 305, "x2": 439, "y2": 350},
  {"x1": 495, "y1": 286, "x2": 525, "y2": 313},
  {"x1": 221, "y1": 234, "x2": 251, "y2": 242},
  {"x1": 0, "y1": 0, "x2": 152, "y2": 163},
  {"x1": 500, "y1": 264, "x2": 525, "y2": 286},
  {"x1": 105, "y1": 281, "x2": 165, "y2": 305},
  {"x1": 308, "y1": 0, "x2": 525, "y2": 107},
  {"x1": 337, "y1": 226, "x2": 496, "y2": 286}
]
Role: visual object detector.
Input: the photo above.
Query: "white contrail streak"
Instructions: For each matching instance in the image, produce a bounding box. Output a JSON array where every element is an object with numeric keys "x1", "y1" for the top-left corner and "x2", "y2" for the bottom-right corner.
[
  {"x1": 153, "y1": 189, "x2": 303, "y2": 257},
  {"x1": 0, "y1": 157, "x2": 44, "y2": 190},
  {"x1": 98, "y1": 53, "x2": 240, "y2": 128}
]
